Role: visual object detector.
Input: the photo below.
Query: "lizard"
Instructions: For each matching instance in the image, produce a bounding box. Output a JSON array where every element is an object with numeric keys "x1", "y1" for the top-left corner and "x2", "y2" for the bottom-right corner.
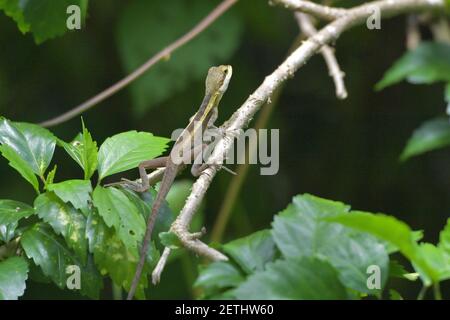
[{"x1": 126, "y1": 65, "x2": 233, "y2": 300}]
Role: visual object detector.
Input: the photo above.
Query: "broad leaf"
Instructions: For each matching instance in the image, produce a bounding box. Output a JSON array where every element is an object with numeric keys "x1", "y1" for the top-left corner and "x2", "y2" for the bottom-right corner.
[
  {"x1": 0, "y1": 144, "x2": 39, "y2": 193},
  {"x1": 21, "y1": 223, "x2": 102, "y2": 298},
  {"x1": 439, "y1": 218, "x2": 450, "y2": 256},
  {"x1": 223, "y1": 230, "x2": 278, "y2": 274},
  {"x1": 234, "y1": 257, "x2": 348, "y2": 300},
  {"x1": 376, "y1": 42, "x2": 450, "y2": 90},
  {"x1": 0, "y1": 0, "x2": 29, "y2": 33},
  {"x1": 400, "y1": 118, "x2": 450, "y2": 161},
  {"x1": 92, "y1": 186, "x2": 145, "y2": 253},
  {"x1": 18, "y1": 0, "x2": 89, "y2": 44},
  {"x1": 414, "y1": 243, "x2": 450, "y2": 283},
  {"x1": 47, "y1": 179, "x2": 92, "y2": 216},
  {"x1": 97, "y1": 131, "x2": 169, "y2": 180},
  {"x1": 272, "y1": 195, "x2": 388, "y2": 294},
  {"x1": 194, "y1": 261, "x2": 245, "y2": 294},
  {"x1": 0, "y1": 118, "x2": 56, "y2": 178},
  {"x1": 0, "y1": 199, "x2": 34, "y2": 225},
  {"x1": 116, "y1": 0, "x2": 242, "y2": 114},
  {"x1": 327, "y1": 211, "x2": 439, "y2": 283},
  {"x1": 34, "y1": 193, "x2": 88, "y2": 264},
  {"x1": 159, "y1": 231, "x2": 182, "y2": 249},
  {"x1": 0, "y1": 256, "x2": 28, "y2": 300},
  {"x1": 59, "y1": 121, "x2": 98, "y2": 180},
  {"x1": 86, "y1": 211, "x2": 158, "y2": 299}
]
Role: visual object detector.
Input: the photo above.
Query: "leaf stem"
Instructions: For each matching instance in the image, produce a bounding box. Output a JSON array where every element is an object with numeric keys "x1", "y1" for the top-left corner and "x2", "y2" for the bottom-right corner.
[
  {"x1": 433, "y1": 283, "x2": 442, "y2": 300},
  {"x1": 417, "y1": 285, "x2": 428, "y2": 300}
]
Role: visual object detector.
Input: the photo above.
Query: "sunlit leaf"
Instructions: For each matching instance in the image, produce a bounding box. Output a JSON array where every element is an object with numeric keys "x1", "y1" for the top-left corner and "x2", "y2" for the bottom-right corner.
[
  {"x1": 194, "y1": 261, "x2": 245, "y2": 294},
  {"x1": 97, "y1": 131, "x2": 169, "y2": 181},
  {"x1": 47, "y1": 179, "x2": 92, "y2": 216},
  {"x1": 92, "y1": 186, "x2": 145, "y2": 253},
  {"x1": 34, "y1": 193, "x2": 88, "y2": 264}
]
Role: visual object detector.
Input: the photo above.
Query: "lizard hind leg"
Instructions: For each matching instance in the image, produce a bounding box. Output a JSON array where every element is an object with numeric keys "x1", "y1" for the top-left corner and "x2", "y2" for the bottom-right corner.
[{"x1": 131, "y1": 157, "x2": 168, "y2": 192}]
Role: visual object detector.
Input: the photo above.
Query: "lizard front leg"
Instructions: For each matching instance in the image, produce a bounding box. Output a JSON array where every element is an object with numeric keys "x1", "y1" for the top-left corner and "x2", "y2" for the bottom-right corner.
[{"x1": 124, "y1": 157, "x2": 168, "y2": 192}]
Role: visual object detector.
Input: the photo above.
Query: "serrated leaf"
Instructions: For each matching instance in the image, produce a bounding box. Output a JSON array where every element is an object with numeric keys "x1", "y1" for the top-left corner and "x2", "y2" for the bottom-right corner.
[
  {"x1": 326, "y1": 211, "x2": 439, "y2": 283},
  {"x1": 271, "y1": 194, "x2": 388, "y2": 294},
  {"x1": 414, "y1": 243, "x2": 450, "y2": 283},
  {"x1": 59, "y1": 122, "x2": 98, "y2": 180},
  {"x1": 0, "y1": 199, "x2": 34, "y2": 225},
  {"x1": 0, "y1": 118, "x2": 56, "y2": 178},
  {"x1": 223, "y1": 230, "x2": 278, "y2": 274},
  {"x1": 234, "y1": 257, "x2": 348, "y2": 300},
  {"x1": 194, "y1": 261, "x2": 245, "y2": 294},
  {"x1": 376, "y1": 42, "x2": 450, "y2": 90},
  {"x1": 400, "y1": 118, "x2": 450, "y2": 161},
  {"x1": 21, "y1": 223, "x2": 102, "y2": 298},
  {"x1": 0, "y1": 144, "x2": 39, "y2": 193},
  {"x1": 97, "y1": 131, "x2": 169, "y2": 180},
  {"x1": 116, "y1": 0, "x2": 242, "y2": 114},
  {"x1": 439, "y1": 218, "x2": 450, "y2": 256},
  {"x1": 0, "y1": 256, "x2": 28, "y2": 300},
  {"x1": 34, "y1": 193, "x2": 88, "y2": 264},
  {"x1": 47, "y1": 179, "x2": 92, "y2": 216},
  {"x1": 120, "y1": 187, "x2": 174, "y2": 241},
  {"x1": 86, "y1": 211, "x2": 158, "y2": 299},
  {"x1": 92, "y1": 186, "x2": 145, "y2": 253},
  {"x1": 0, "y1": 0, "x2": 29, "y2": 33},
  {"x1": 19, "y1": 0, "x2": 89, "y2": 44}
]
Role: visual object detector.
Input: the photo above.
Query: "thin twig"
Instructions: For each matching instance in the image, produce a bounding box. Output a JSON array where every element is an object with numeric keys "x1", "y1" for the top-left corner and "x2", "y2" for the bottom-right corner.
[
  {"x1": 270, "y1": 0, "x2": 348, "y2": 20},
  {"x1": 39, "y1": 0, "x2": 238, "y2": 127},
  {"x1": 151, "y1": 0, "x2": 445, "y2": 281},
  {"x1": 295, "y1": 13, "x2": 347, "y2": 99}
]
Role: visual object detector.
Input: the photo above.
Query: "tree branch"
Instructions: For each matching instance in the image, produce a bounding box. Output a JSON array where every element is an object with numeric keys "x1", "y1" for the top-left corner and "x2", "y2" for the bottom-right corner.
[
  {"x1": 151, "y1": 0, "x2": 445, "y2": 282},
  {"x1": 39, "y1": 0, "x2": 238, "y2": 128},
  {"x1": 270, "y1": 0, "x2": 348, "y2": 20},
  {"x1": 295, "y1": 12, "x2": 347, "y2": 99}
]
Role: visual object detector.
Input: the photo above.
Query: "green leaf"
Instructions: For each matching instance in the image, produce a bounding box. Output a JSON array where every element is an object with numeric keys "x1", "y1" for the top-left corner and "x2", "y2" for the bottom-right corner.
[
  {"x1": 0, "y1": 222, "x2": 18, "y2": 243},
  {"x1": 159, "y1": 231, "x2": 182, "y2": 249},
  {"x1": 400, "y1": 118, "x2": 450, "y2": 161},
  {"x1": 414, "y1": 243, "x2": 450, "y2": 283},
  {"x1": 92, "y1": 186, "x2": 145, "y2": 253},
  {"x1": 97, "y1": 131, "x2": 169, "y2": 181},
  {"x1": 0, "y1": 256, "x2": 28, "y2": 300},
  {"x1": 272, "y1": 194, "x2": 388, "y2": 294},
  {"x1": 234, "y1": 257, "x2": 348, "y2": 300},
  {"x1": 86, "y1": 211, "x2": 158, "y2": 299},
  {"x1": 326, "y1": 211, "x2": 439, "y2": 283},
  {"x1": 389, "y1": 289, "x2": 403, "y2": 300},
  {"x1": 59, "y1": 121, "x2": 98, "y2": 180},
  {"x1": 0, "y1": 118, "x2": 56, "y2": 178},
  {"x1": 45, "y1": 165, "x2": 57, "y2": 187},
  {"x1": 120, "y1": 187, "x2": 174, "y2": 241},
  {"x1": 19, "y1": 0, "x2": 89, "y2": 44},
  {"x1": 0, "y1": 199, "x2": 34, "y2": 225},
  {"x1": 223, "y1": 230, "x2": 278, "y2": 274},
  {"x1": 0, "y1": 144, "x2": 39, "y2": 193},
  {"x1": 0, "y1": 0, "x2": 30, "y2": 33},
  {"x1": 21, "y1": 223, "x2": 102, "y2": 298},
  {"x1": 116, "y1": 0, "x2": 242, "y2": 114},
  {"x1": 194, "y1": 261, "x2": 245, "y2": 294},
  {"x1": 439, "y1": 218, "x2": 450, "y2": 256},
  {"x1": 34, "y1": 193, "x2": 88, "y2": 264},
  {"x1": 47, "y1": 179, "x2": 92, "y2": 216},
  {"x1": 376, "y1": 42, "x2": 450, "y2": 90}
]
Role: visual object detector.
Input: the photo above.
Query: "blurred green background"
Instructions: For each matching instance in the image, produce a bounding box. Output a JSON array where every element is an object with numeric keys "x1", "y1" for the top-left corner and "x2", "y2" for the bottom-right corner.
[{"x1": 0, "y1": 0, "x2": 449, "y2": 299}]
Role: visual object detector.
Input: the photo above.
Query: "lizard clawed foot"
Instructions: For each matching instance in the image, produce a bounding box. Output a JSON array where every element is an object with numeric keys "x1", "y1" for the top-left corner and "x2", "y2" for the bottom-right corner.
[{"x1": 119, "y1": 178, "x2": 148, "y2": 193}]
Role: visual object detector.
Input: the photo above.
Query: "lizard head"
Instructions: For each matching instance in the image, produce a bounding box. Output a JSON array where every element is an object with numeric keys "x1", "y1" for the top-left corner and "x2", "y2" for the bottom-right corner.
[{"x1": 205, "y1": 65, "x2": 233, "y2": 96}]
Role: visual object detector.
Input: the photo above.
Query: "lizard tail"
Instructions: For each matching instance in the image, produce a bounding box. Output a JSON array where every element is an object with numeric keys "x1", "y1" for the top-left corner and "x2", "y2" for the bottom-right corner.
[{"x1": 127, "y1": 173, "x2": 176, "y2": 300}]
